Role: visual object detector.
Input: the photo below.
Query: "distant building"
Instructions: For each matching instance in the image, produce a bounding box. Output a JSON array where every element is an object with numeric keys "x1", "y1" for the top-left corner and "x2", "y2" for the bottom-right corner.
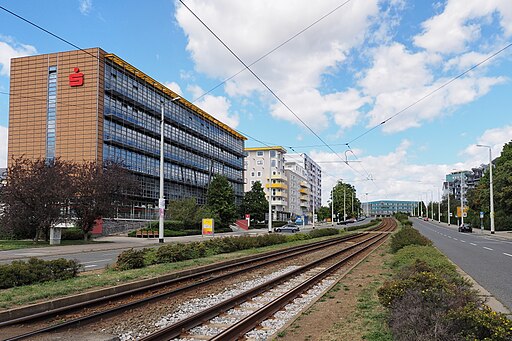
[
  {"x1": 244, "y1": 146, "x2": 289, "y2": 221},
  {"x1": 286, "y1": 153, "x2": 322, "y2": 216},
  {"x1": 366, "y1": 200, "x2": 418, "y2": 216},
  {"x1": 443, "y1": 166, "x2": 487, "y2": 205},
  {"x1": 284, "y1": 159, "x2": 309, "y2": 219},
  {"x1": 0, "y1": 168, "x2": 6, "y2": 186}
]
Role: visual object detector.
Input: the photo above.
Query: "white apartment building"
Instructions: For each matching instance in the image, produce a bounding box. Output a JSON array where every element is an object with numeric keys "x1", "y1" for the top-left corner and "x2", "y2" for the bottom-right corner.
[
  {"x1": 244, "y1": 146, "x2": 289, "y2": 221},
  {"x1": 284, "y1": 160, "x2": 309, "y2": 219},
  {"x1": 286, "y1": 153, "x2": 322, "y2": 215}
]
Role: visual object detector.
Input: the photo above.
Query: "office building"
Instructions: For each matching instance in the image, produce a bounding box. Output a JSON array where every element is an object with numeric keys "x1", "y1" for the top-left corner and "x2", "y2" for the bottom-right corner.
[
  {"x1": 366, "y1": 200, "x2": 418, "y2": 216},
  {"x1": 244, "y1": 146, "x2": 289, "y2": 221},
  {"x1": 443, "y1": 166, "x2": 487, "y2": 205},
  {"x1": 8, "y1": 48, "x2": 246, "y2": 217}
]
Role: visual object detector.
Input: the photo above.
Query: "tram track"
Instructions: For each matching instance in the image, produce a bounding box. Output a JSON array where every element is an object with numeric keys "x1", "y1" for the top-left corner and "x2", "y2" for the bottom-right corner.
[
  {"x1": 1, "y1": 227, "x2": 383, "y2": 341},
  {"x1": 138, "y1": 218, "x2": 395, "y2": 341}
]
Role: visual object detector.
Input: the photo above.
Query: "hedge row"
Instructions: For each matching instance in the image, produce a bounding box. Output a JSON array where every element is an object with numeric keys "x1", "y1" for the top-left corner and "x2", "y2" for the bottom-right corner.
[
  {"x1": 378, "y1": 226, "x2": 512, "y2": 340},
  {"x1": 345, "y1": 218, "x2": 381, "y2": 231},
  {"x1": 0, "y1": 258, "x2": 81, "y2": 289},
  {"x1": 115, "y1": 228, "x2": 340, "y2": 270},
  {"x1": 389, "y1": 225, "x2": 431, "y2": 253}
]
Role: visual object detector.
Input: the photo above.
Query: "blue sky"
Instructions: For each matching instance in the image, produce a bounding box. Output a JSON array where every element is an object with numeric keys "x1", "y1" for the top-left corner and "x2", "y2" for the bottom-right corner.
[{"x1": 0, "y1": 0, "x2": 511, "y2": 204}]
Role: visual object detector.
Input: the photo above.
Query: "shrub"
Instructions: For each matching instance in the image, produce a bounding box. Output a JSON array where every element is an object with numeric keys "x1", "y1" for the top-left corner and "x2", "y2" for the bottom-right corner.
[
  {"x1": 154, "y1": 242, "x2": 207, "y2": 263},
  {"x1": 448, "y1": 303, "x2": 512, "y2": 341},
  {"x1": 378, "y1": 261, "x2": 478, "y2": 341},
  {"x1": 0, "y1": 258, "x2": 80, "y2": 288},
  {"x1": 389, "y1": 226, "x2": 431, "y2": 253},
  {"x1": 115, "y1": 248, "x2": 147, "y2": 270},
  {"x1": 61, "y1": 228, "x2": 83, "y2": 240},
  {"x1": 309, "y1": 228, "x2": 339, "y2": 238},
  {"x1": 286, "y1": 233, "x2": 311, "y2": 242}
]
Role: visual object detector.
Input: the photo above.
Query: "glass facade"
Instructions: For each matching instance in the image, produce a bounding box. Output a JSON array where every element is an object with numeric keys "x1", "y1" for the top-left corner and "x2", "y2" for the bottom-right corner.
[
  {"x1": 102, "y1": 61, "x2": 244, "y2": 207},
  {"x1": 46, "y1": 66, "x2": 57, "y2": 160}
]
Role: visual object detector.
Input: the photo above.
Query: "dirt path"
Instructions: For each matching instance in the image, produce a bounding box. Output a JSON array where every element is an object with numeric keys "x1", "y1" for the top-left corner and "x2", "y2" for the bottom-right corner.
[{"x1": 277, "y1": 240, "x2": 392, "y2": 341}]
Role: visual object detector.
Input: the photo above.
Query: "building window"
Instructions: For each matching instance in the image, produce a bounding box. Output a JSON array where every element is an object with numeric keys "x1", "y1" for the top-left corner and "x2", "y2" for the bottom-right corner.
[
  {"x1": 46, "y1": 66, "x2": 57, "y2": 160},
  {"x1": 257, "y1": 171, "x2": 261, "y2": 177},
  {"x1": 257, "y1": 151, "x2": 263, "y2": 156},
  {"x1": 270, "y1": 150, "x2": 276, "y2": 157},
  {"x1": 257, "y1": 160, "x2": 263, "y2": 165},
  {"x1": 251, "y1": 171, "x2": 255, "y2": 177}
]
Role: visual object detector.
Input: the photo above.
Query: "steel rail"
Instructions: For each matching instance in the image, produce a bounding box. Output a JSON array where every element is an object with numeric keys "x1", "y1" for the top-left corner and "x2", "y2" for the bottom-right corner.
[
  {"x1": 3, "y1": 229, "x2": 377, "y2": 340},
  {"x1": 0, "y1": 231, "x2": 366, "y2": 328},
  {"x1": 213, "y1": 222, "x2": 393, "y2": 340},
  {"x1": 139, "y1": 220, "x2": 393, "y2": 341}
]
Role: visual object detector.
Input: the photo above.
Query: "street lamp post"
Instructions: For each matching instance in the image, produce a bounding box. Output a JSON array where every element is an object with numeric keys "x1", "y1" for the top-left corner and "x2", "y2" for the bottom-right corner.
[
  {"x1": 447, "y1": 183, "x2": 451, "y2": 225},
  {"x1": 343, "y1": 184, "x2": 346, "y2": 222},
  {"x1": 476, "y1": 144, "x2": 495, "y2": 234},
  {"x1": 460, "y1": 172, "x2": 465, "y2": 227},
  {"x1": 268, "y1": 155, "x2": 272, "y2": 233},
  {"x1": 437, "y1": 188, "x2": 441, "y2": 223},
  {"x1": 159, "y1": 96, "x2": 180, "y2": 243},
  {"x1": 365, "y1": 193, "x2": 368, "y2": 217},
  {"x1": 330, "y1": 189, "x2": 334, "y2": 226}
]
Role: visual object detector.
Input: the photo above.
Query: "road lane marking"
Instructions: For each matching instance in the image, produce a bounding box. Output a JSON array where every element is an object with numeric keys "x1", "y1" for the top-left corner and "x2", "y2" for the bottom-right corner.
[
  {"x1": 470, "y1": 243, "x2": 477, "y2": 246},
  {"x1": 84, "y1": 265, "x2": 98, "y2": 268},
  {"x1": 460, "y1": 240, "x2": 466, "y2": 243},
  {"x1": 483, "y1": 247, "x2": 494, "y2": 251},
  {"x1": 448, "y1": 236, "x2": 452, "y2": 238},
  {"x1": 80, "y1": 259, "x2": 112, "y2": 264},
  {"x1": 503, "y1": 253, "x2": 512, "y2": 257},
  {"x1": 453, "y1": 238, "x2": 458, "y2": 241}
]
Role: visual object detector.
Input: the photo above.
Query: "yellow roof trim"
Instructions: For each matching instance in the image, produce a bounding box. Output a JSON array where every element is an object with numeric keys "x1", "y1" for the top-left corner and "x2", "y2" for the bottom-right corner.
[
  {"x1": 104, "y1": 53, "x2": 246, "y2": 141},
  {"x1": 245, "y1": 146, "x2": 287, "y2": 152}
]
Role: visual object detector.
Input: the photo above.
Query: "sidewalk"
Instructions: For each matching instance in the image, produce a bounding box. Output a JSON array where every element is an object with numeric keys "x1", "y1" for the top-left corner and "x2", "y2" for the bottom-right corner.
[{"x1": 0, "y1": 228, "x2": 272, "y2": 262}]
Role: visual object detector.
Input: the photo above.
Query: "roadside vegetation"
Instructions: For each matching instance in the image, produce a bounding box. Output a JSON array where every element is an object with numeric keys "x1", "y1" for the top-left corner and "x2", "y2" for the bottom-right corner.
[
  {"x1": 0, "y1": 224, "x2": 378, "y2": 309},
  {"x1": 377, "y1": 214, "x2": 512, "y2": 341}
]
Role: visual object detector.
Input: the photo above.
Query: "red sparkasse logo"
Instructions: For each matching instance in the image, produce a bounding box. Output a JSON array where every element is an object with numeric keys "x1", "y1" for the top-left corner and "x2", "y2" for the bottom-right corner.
[{"x1": 69, "y1": 67, "x2": 84, "y2": 87}]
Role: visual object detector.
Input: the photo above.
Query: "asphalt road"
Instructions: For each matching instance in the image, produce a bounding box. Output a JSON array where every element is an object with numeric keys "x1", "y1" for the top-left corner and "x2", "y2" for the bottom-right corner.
[{"x1": 412, "y1": 218, "x2": 512, "y2": 312}]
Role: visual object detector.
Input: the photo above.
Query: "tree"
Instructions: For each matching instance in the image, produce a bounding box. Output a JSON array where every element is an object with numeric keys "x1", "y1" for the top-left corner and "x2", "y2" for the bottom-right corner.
[
  {"x1": 316, "y1": 206, "x2": 331, "y2": 221},
  {"x1": 166, "y1": 197, "x2": 198, "y2": 225},
  {"x1": 72, "y1": 161, "x2": 136, "y2": 239},
  {"x1": 330, "y1": 180, "x2": 361, "y2": 220},
  {"x1": 206, "y1": 175, "x2": 237, "y2": 228},
  {"x1": 0, "y1": 157, "x2": 75, "y2": 241},
  {"x1": 241, "y1": 181, "x2": 268, "y2": 222},
  {"x1": 468, "y1": 141, "x2": 512, "y2": 230}
]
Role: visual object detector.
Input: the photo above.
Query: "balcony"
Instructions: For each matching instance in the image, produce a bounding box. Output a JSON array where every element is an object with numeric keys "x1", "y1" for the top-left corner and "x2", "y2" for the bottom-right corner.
[
  {"x1": 273, "y1": 190, "x2": 288, "y2": 198},
  {"x1": 300, "y1": 202, "x2": 309, "y2": 208},
  {"x1": 299, "y1": 188, "x2": 308, "y2": 194},
  {"x1": 272, "y1": 199, "x2": 288, "y2": 206},
  {"x1": 270, "y1": 174, "x2": 287, "y2": 181},
  {"x1": 265, "y1": 183, "x2": 288, "y2": 190},
  {"x1": 300, "y1": 181, "x2": 308, "y2": 188},
  {"x1": 300, "y1": 195, "x2": 308, "y2": 201}
]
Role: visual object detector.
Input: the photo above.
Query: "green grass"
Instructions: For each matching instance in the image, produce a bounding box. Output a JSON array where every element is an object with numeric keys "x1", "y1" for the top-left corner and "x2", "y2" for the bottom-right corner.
[
  {"x1": 0, "y1": 239, "x2": 112, "y2": 251},
  {"x1": 356, "y1": 280, "x2": 393, "y2": 341},
  {"x1": 0, "y1": 232, "x2": 347, "y2": 310}
]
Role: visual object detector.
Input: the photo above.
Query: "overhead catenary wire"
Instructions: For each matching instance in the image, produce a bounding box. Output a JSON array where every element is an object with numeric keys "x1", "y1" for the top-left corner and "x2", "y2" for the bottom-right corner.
[
  {"x1": 345, "y1": 42, "x2": 512, "y2": 146},
  {"x1": 189, "y1": 0, "x2": 354, "y2": 104},
  {"x1": 177, "y1": 0, "x2": 356, "y2": 171}
]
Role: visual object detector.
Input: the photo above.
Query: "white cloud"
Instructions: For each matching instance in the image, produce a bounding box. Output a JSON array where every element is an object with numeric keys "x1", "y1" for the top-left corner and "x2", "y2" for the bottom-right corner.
[
  {"x1": 0, "y1": 40, "x2": 37, "y2": 77},
  {"x1": 462, "y1": 125, "x2": 512, "y2": 164},
  {"x1": 414, "y1": 0, "x2": 512, "y2": 54},
  {"x1": 359, "y1": 43, "x2": 438, "y2": 97},
  {"x1": 0, "y1": 125, "x2": 7, "y2": 168},
  {"x1": 79, "y1": 0, "x2": 92, "y2": 15},
  {"x1": 163, "y1": 81, "x2": 183, "y2": 96},
  {"x1": 316, "y1": 125, "x2": 512, "y2": 204},
  {"x1": 188, "y1": 85, "x2": 239, "y2": 128},
  {"x1": 175, "y1": 0, "x2": 379, "y2": 132},
  {"x1": 364, "y1": 74, "x2": 506, "y2": 133}
]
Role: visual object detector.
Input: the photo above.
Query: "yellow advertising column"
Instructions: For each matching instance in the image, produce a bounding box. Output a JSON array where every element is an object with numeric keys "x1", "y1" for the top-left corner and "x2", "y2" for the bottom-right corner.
[{"x1": 202, "y1": 219, "x2": 214, "y2": 236}]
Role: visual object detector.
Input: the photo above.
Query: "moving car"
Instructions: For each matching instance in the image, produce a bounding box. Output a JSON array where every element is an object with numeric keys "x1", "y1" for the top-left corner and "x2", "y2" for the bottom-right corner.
[
  {"x1": 274, "y1": 223, "x2": 300, "y2": 233},
  {"x1": 458, "y1": 223, "x2": 472, "y2": 233}
]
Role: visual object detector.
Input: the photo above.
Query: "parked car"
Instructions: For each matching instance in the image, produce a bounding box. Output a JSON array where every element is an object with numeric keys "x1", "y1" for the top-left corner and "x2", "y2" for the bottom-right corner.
[
  {"x1": 458, "y1": 223, "x2": 472, "y2": 233},
  {"x1": 423, "y1": 217, "x2": 429, "y2": 221},
  {"x1": 274, "y1": 223, "x2": 300, "y2": 233}
]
